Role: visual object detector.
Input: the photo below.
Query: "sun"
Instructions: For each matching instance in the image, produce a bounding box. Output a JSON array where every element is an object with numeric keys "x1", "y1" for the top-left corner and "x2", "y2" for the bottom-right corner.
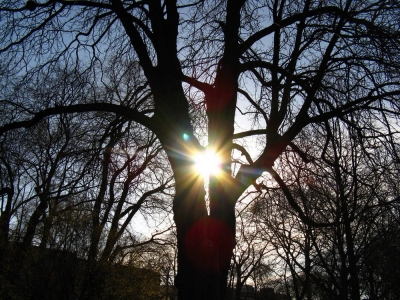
[{"x1": 194, "y1": 149, "x2": 221, "y2": 177}]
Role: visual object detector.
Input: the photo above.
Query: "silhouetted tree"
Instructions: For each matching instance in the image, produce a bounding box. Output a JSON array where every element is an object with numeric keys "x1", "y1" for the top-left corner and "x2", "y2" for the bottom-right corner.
[
  {"x1": 0, "y1": 63, "x2": 172, "y2": 299},
  {"x1": 1, "y1": 1, "x2": 400, "y2": 299},
  {"x1": 251, "y1": 119, "x2": 400, "y2": 300}
]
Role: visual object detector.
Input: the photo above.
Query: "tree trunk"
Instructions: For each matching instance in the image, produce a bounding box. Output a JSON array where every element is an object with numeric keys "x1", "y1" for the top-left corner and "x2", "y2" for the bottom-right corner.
[
  {"x1": 115, "y1": 0, "x2": 244, "y2": 297},
  {"x1": 0, "y1": 187, "x2": 12, "y2": 248},
  {"x1": 149, "y1": 68, "x2": 237, "y2": 299},
  {"x1": 39, "y1": 214, "x2": 53, "y2": 250},
  {"x1": 344, "y1": 213, "x2": 360, "y2": 300},
  {"x1": 235, "y1": 265, "x2": 243, "y2": 300},
  {"x1": 21, "y1": 192, "x2": 49, "y2": 251}
]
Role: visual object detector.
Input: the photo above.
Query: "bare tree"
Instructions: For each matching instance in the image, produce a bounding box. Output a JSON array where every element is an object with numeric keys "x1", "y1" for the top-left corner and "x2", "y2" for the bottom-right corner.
[
  {"x1": 251, "y1": 117, "x2": 400, "y2": 300},
  {"x1": 0, "y1": 62, "x2": 173, "y2": 299},
  {"x1": 1, "y1": 1, "x2": 400, "y2": 299},
  {"x1": 227, "y1": 205, "x2": 274, "y2": 300}
]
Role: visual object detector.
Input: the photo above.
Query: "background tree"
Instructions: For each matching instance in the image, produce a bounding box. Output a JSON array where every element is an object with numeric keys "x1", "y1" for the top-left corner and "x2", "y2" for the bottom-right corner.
[
  {"x1": 127, "y1": 230, "x2": 179, "y2": 299},
  {"x1": 250, "y1": 117, "x2": 400, "y2": 300},
  {"x1": 0, "y1": 61, "x2": 173, "y2": 299},
  {"x1": 1, "y1": 1, "x2": 400, "y2": 299},
  {"x1": 227, "y1": 202, "x2": 274, "y2": 300}
]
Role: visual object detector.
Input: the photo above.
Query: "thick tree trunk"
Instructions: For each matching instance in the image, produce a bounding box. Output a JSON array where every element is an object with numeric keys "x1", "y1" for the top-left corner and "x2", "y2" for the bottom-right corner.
[
  {"x1": 116, "y1": 0, "x2": 245, "y2": 297},
  {"x1": 0, "y1": 191, "x2": 12, "y2": 286},
  {"x1": 0, "y1": 209, "x2": 11, "y2": 249},
  {"x1": 150, "y1": 66, "x2": 238, "y2": 299},
  {"x1": 174, "y1": 204, "x2": 235, "y2": 300},
  {"x1": 166, "y1": 143, "x2": 236, "y2": 300},
  {"x1": 144, "y1": 2, "x2": 244, "y2": 293}
]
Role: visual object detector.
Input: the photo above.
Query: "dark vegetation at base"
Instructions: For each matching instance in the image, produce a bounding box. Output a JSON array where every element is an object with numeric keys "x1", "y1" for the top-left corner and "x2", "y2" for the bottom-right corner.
[
  {"x1": 0, "y1": 243, "x2": 161, "y2": 300},
  {"x1": 0, "y1": 218, "x2": 399, "y2": 300},
  {"x1": 226, "y1": 286, "x2": 290, "y2": 300}
]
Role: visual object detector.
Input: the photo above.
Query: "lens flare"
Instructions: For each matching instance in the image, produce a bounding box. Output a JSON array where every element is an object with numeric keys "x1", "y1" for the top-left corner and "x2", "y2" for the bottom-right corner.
[
  {"x1": 194, "y1": 149, "x2": 221, "y2": 177},
  {"x1": 183, "y1": 133, "x2": 190, "y2": 141}
]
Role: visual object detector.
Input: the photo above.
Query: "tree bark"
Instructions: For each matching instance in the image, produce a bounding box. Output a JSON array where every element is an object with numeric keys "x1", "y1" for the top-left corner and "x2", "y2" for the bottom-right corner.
[
  {"x1": 148, "y1": 58, "x2": 240, "y2": 299},
  {"x1": 106, "y1": 2, "x2": 242, "y2": 298},
  {"x1": 21, "y1": 192, "x2": 49, "y2": 251},
  {"x1": 0, "y1": 187, "x2": 13, "y2": 248}
]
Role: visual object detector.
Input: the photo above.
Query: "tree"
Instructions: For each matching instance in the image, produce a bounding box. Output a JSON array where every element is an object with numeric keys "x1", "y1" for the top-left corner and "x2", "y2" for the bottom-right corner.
[
  {"x1": 127, "y1": 230, "x2": 179, "y2": 299},
  {"x1": 1, "y1": 1, "x2": 400, "y2": 299},
  {"x1": 250, "y1": 118, "x2": 400, "y2": 300},
  {"x1": 361, "y1": 213, "x2": 400, "y2": 300},
  {"x1": 0, "y1": 62, "x2": 173, "y2": 299},
  {"x1": 227, "y1": 202, "x2": 274, "y2": 300}
]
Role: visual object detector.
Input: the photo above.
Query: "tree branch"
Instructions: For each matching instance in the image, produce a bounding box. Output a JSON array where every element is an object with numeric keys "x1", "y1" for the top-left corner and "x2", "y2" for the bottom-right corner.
[{"x1": 0, "y1": 103, "x2": 154, "y2": 136}]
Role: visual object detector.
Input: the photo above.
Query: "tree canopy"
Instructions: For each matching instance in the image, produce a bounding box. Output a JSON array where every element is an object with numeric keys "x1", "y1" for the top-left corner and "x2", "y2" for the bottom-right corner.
[{"x1": 1, "y1": 1, "x2": 400, "y2": 299}]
